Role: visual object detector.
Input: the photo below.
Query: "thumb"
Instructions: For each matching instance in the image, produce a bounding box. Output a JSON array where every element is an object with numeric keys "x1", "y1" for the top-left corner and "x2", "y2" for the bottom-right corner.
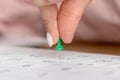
[{"x1": 58, "y1": 0, "x2": 92, "y2": 43}]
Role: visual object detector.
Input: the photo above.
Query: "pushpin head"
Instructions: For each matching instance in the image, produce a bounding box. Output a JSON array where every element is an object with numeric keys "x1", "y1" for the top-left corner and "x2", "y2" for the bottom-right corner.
[{"x1": 55, "y1": 38, "x2": 64, "y2": 51}]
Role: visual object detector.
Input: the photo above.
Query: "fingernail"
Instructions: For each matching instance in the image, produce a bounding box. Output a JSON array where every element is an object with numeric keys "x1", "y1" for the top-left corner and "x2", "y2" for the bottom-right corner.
[{"x1": 46, "y1": 32, "x2": 53, "y2": 47}]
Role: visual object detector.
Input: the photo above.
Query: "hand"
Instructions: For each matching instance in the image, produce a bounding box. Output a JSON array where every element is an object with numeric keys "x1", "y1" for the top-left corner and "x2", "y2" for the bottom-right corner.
[{"x1": 33, "y1": 0, "x2": 92, "y2": 46}]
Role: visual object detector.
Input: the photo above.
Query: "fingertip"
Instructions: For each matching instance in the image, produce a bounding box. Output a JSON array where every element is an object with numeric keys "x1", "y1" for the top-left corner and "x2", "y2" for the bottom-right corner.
[
  {"x1": 61, "y1": 37, "x2": 73, "y2": 44},
  {"x1": 47, "y1": 32, "x2": 54, "y2": 47},
  {"x1": 40, "y1": 5, "x2": 59, "y2": 46},
  {"x1": 58, "y1": 10, "x2": 79, "y2": 44},
  {"x1": 51, "y1": 30, "x2": 59, "y2": 45},
  {"x1": 53, "y1": 35, "x2": 59, "y2": 45},
  {"x1": 60, "y1": 29, "x2": 74, "y2": 44},
  {"x1": 58, "y1": 0, "x2": 91, "y2": 44},
  {"x1": 46, "y1": 31, "x2": 59, "y2": 47},
  {"x1": 46, "y1": 20, "x2": 59, "y2": 46}
]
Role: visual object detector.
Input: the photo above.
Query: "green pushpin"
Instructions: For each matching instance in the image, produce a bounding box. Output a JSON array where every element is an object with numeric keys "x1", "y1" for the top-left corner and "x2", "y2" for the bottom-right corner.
[{"x1": 55, "y1": 38, "x2": 64, "y2": 51}]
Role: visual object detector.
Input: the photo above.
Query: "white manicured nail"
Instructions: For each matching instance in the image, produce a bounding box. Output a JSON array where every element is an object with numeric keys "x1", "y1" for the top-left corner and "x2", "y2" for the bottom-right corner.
[{"x1": 47, "y1": 32, "x2": 53, "y2": 47}]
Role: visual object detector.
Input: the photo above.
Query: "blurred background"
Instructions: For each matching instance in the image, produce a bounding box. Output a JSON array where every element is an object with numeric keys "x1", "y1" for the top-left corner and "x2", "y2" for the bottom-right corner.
[{"x1": 0, "y1": 0, "x2": 120, "y2": 55}]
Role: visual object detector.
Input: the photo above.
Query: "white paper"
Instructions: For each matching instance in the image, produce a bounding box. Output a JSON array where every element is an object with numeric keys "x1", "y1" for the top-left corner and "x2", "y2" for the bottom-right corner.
[{"x1": 0, "y1": 46, "x2": 120, "y2": 80}]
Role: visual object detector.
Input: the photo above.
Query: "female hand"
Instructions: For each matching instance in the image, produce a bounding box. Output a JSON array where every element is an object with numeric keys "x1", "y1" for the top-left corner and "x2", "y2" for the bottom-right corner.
[{"x1": 33, "y1": 0, "x2": 92, "y2": 46}]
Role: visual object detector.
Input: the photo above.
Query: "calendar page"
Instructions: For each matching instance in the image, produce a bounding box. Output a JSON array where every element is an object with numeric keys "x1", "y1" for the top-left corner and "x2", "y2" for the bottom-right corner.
[{"x1": 0, "y1": 46, "x2": 120, "y2": 80}]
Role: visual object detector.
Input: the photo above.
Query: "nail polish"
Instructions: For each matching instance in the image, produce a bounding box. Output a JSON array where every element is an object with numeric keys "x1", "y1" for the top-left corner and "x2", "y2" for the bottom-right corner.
[{"x1": 46, "y1": 32, "x2": 53, "y2": 47}]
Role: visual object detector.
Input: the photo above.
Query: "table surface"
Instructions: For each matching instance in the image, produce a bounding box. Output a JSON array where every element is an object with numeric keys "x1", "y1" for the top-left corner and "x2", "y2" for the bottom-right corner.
[
  {"x1": 62, "y1": 41, "x2": 120, "y2": 55},
  {"x1": 28, "y1": 40, "x2": 120, "y2": 56},
  {"x1": 2, "y1": 37, "x2": 120, "y2": 55}
]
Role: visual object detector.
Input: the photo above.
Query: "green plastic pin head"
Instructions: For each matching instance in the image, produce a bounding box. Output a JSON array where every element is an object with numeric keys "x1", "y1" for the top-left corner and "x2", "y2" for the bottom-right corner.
[{"x1": 55, "y1": 38, "x2": 64, "y2": 51}]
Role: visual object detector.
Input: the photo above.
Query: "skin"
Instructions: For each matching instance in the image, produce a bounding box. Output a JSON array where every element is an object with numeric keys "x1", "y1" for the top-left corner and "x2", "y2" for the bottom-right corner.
[
  {"x1": 0, "y1": 0, "x2": 92, "y2": 45},
  {"x1": 33, "y1": 0, "x2": 92, "y2": 45},
  {"x1": 1, "y1": 0, "x2": 120, "y2": 44}
]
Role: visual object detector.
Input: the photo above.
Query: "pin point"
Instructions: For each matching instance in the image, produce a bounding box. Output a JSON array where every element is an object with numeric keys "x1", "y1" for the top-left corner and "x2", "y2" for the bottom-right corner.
[{"x1": 55, "y1": 38, "x2": 64, "y2": 51}]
